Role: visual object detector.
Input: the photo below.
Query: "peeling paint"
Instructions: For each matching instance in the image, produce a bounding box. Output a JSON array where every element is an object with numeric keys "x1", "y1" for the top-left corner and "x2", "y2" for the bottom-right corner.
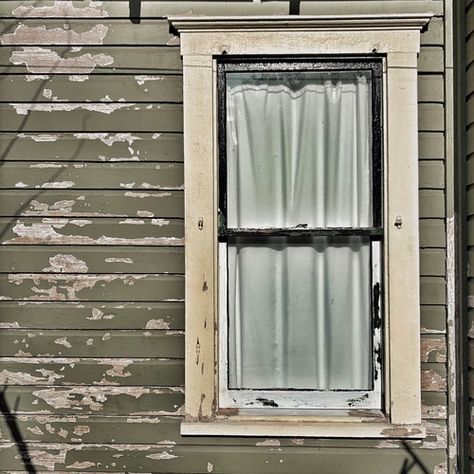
[
  {"x1": 105, "y1": 257, "x2": 134, "y2": 264},
  {"x1": 207, "y1": 462, "x2": 214, "y2": 472},
  {"x1": 11, "y1": 102, "x2": 133, "y2": 116},
  {"x1": 12, "y1": 1, "x2": 109, "y2": 18},
  {"x1": 74, "y1": 132, "x2": 142, "y2": 147},
  {"x1": 1, "y1": 24, "x2": 108, "y2": 45},
  {"x1": 135, "y1": 75, "x2": 166, "y2": 86},
  {"x1": 10, "y1": 47, "x2": 113, "y2": 74},
  {"x1": 145, "y1": 319, "x2": 171, "y2": 330},
  {"x1": 146, "y1": 451, "x2": 178, "y2": 460},
  {"x1": 256, "y1": 439, "x2": 281, "y2": 447},
  {"x1": 17, "y1": 133, "x2": 59, "y2": 142},
  {"x1": 66, "y1": 461, "x2": 96, "y2": 469},
  {"x1": 44, "y1": 254, "x2": 88, "y2": 273},
  {"x1": 54, "y1": 337, "x2": 72, "y2": 349},
  {"x1": 69, "y1": 74, "x2": 89, "y2": 82},
  {"x1": 5, "y1": 219, "x2": 183, "y2": 246}
]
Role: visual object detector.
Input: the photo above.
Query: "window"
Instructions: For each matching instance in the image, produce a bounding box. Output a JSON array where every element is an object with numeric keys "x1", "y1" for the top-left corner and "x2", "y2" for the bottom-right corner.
[
  {"x1": 217, "y1": 59, "x2": 383, "y2": 410},
  {"x1": 170, "y1": 13, "x2": 433, "y2": 437}
]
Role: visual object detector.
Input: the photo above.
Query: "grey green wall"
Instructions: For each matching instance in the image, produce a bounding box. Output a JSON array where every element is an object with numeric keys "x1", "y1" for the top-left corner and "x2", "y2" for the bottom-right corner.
[{"x1": 0, "y1": 1, "x2": 454, "y2": 472}]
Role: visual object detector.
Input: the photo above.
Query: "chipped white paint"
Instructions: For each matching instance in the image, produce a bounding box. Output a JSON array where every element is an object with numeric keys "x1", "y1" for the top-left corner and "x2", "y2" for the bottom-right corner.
[
  {"x1": 24, "y1": 199, "x2": 75, "y2": 216},
  {"x1": 125, "y1": 191, "x2": 172, "y2": 199},
  {"x1": 66, "y1": 461, "x2": 96, "y2": 469},
  {"x1": 30, "y1": 163, "x2": 64, "y2": 169},
  {"x1": 207, "y1": 462, "x2": 214, "y2": 473},
  {"x1": 256, "y1": 439, "x2": 281, "y2": 447},
  {"x1": 74, "y1": 132, "x2": 142, "y2": 147},
  {"x1": 18, "y1": 133, "x2": 59, "y2": 142},
  {"x1": 105, "y1": 359, "x2": 134, "y2": 378},
  {"x1": 12, "y1": 1, "x2": 109, "y2": 18},
  {"x1": 120, "y1": 182, "x2": 136, "y2": 189},
  {"x1": 135, "y1": 75, "x2": 166, "y2": 86},
  {"x1": 54, "y1": 337, "x2": 72, "y2": 349},
  {"x1": 86, "y1": 308, "x2": 114, "y2": 321},
  {"x1": 73, "y1": 425, "x2": 91, "y2": 436},
  {"x1": 24, "y1": 75, "x2": 49, "y2": 82},
  {"x1": 86, "y1": 338, "x2": 93, "y2": 346},
  {"x1": 0, "y1": 322, "x2": 20, "y2": 329},
  {"x1": 146, "y1": 451, "x2": 178, "y2": 460},
  {"x1": 151, "y1": 219, "x2": 171, "y2": 226},
  {"x1": 145, "y1": 319, "x2": 170, "y2": 330},
  {"x1": 5, "y1": 219, "x2": 183, "y2": 246},
  {"x1": 43, "y1": 254, "x2": 88, "y2": 273},
  {"x1": 11, "y1": 102, "x2": 133, "y2": 116},
  {"x1": 27, "y1": 426, "x2": 44, "y2": 435},
  {"x1": 10, "y1": 48, "x2": 113, "y2": 74},
  {"x1": 69, "y1": 75, "x2": 89, "y2": 82},
  {"x1": 42, "y1": 88, "x2": 53, "y2": 99},
  {"x1": 102, "y1": 333, "x2": 111, "y2": 341},
  {"x1": 14, "y1": 182, "x2": 28, "y2": 188},
  {"x1": 104, "y1": 257, "x2": 133, "y2": 264},
  {"x1": 1, "y1": 24, "x2": 108, "y2": 45},
  {"x1": 0, "y1": 368, "x2": 64, "y2": 385},
  {"x1": 40, "y1": 181, "x2": 76, "y2": 189}
]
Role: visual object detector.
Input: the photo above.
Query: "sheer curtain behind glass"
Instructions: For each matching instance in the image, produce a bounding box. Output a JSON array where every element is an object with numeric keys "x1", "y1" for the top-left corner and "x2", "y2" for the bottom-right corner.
[{"x1": 226, "y1": 70, "x2": 373, "y2": 390}]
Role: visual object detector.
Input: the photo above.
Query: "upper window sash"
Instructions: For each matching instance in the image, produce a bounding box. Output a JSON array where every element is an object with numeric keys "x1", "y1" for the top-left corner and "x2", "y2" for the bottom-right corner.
[{"x1": 217, "y1": 58, "x2": 383, "y2": 235}]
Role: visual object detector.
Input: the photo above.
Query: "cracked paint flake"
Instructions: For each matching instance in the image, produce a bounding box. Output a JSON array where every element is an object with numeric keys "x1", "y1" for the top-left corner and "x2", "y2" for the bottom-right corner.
[
  {"x1": 66, "y1": 461, "x2": 96, "y2": 469},
  {"x1": 146, "y1": 451, "x2": 178, "y2": 460},
  {"x1": 18, "y1": 133, "x2": 59, "y2": 142},
  {"x1": 54, "y1": 337, "x2": 72, "y2": 349},
  {"x1": 43, "y1": 254, "x2": 89, "y2": 273},
  {"x1": 11, "y1": 102, "x2": 134, "y2": 116},
  {"x1": 104, "y1": 257, "x2": 134, "y2": 264},
  {"x1": 4, "y1": 219, "x2": 183, "y2": 246},
  {"x1": 145, "y1": 319, "x2": 171, "y2": 330},
  {"x1": 73, "y1": 132, "x2": 142, "y2": 147},
  {"x1": 10, "y1": 47, "x2": 113, "y2": 74},
  {"x1": 12, "y1": 1, "x2": 109, "y2": 18},
  {"x1": 207, "y1": 462, "x2": 214, "y2": 472},
  {"x1": 135, "y1": 75, "x2": 166, "y2": 86},
  {"x1": 256, "y1": 439, "x2": 281, "y2": 447},
  {"x1": 1, "y1": 24, "x2": 108, "y2": 45},
  {"x1": 6, "y1": 273, "x2": 158, "y2": 301}
]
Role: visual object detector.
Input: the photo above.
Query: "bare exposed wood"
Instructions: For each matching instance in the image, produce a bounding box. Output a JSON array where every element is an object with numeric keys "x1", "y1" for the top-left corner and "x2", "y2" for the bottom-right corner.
[
  {"x1": 0, "y1": 357, "x2": 184, "y2": 386},
  {"x1": 0, "y1": 190, "x2": 183, "y2": 218},
  {"x1": 0, "y1": 217, "x2": 184, "y2": 246},
  {"x1": 0, "y1": 273, "x2": 184, "y2": 301}
]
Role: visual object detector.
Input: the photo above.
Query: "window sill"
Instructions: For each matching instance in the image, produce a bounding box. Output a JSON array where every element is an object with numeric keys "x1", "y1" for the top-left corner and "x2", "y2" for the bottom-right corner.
[{"x1": 181, "y1": 420, "x2": 426, "y2": 439}]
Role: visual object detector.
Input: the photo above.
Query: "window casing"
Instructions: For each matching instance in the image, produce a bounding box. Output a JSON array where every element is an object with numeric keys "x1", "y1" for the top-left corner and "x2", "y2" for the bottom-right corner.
[
  {"x1": 217, "y1": 58, "x2": 383, "y2": 410},
  {"x1": 170, "y1": 14, "x2": 432, "y2": 438}
]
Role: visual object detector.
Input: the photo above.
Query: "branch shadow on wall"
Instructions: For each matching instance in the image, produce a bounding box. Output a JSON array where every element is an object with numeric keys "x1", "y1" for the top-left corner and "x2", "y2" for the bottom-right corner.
[{"x1": 0, "y1": 386, "x2": 37, "y2": 473}]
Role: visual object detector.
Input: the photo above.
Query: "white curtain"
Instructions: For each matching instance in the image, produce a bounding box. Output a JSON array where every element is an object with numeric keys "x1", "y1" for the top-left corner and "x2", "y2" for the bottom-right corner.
[{"x1": 226, "y1": 71, "x2": 373, "y2": 390}]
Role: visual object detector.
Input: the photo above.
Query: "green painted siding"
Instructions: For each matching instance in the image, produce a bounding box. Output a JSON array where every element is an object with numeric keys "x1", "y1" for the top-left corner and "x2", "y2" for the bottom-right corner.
[{"x1": 0, "y1": 1, "x2": 451, "y2": 472}]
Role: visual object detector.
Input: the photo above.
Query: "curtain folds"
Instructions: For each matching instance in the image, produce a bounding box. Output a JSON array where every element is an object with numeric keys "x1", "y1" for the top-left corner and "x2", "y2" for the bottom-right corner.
[{"x1": 226, "y1": 71, "x2": 373, "y2": 391}]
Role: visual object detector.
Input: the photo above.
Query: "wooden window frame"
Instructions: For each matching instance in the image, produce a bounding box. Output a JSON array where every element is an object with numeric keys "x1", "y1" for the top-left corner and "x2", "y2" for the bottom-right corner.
[{"x1": 169, "y1": 13, "x2": 433, "y2": 438}]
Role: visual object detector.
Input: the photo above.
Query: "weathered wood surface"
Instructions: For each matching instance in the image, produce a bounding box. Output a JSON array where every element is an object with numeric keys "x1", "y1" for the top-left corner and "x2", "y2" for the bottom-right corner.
[
  {"x1": 0, "y1": 162, "x2": 183, "y2": 190},
  {"x1": 0, "y1": 273, "x2": 184, "y2": 301},
  {"x1": 0, "y1": 132, "x2": 184, "y2": 162},
  {"x1": 0, "y1": 103, "x2": 183, "y2": 132},
  {"x1": 0, "y1": 218, "x2": 184, "y2": 246},
  {"x1": 0, "y1": 443, "x2": 447, "y2": 473},
  {"x1": 0, "y1": 190, "x2": 184, "y2": 218},
  {"x1": 0, "y1": 46, "x2": 182, "y2": 74},
  {"x1": 0, "y1": 357, "x2": 184, "y2": 386},
  {"x1": 0, "y1": 302, "x2": 185, "y2": 330},
  {"x1": 0, "y1": 1, "x2": 445, "y2": 18},
  {"x1": 0, "y1": 246, "x2": 184, "y2": 273},
  {"x1": 0, "y1": 74, "x2": 183, "y2": 102},
  {"x1": 0, "y1": 329, "x2": 184, "y2": 358}
]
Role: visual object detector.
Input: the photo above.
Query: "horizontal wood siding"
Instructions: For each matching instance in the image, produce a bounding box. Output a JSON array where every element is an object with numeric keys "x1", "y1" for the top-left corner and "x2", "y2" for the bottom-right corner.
[{"x1": 0, "y1": 1, "x2": 448, "y2": 472}]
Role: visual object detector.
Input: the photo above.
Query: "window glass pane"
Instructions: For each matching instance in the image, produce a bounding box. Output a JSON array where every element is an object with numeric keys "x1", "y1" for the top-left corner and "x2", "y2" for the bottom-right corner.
[
  {"x1": 226, "y1": 70, "x2": 373, "y2": 229},
  {"x1": 227, "y1": 237, "x2": 372, "y2": 390}
]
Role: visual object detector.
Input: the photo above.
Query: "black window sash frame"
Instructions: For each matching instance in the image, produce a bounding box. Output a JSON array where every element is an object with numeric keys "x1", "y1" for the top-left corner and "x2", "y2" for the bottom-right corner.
[
  {"x1": 217, "y1": 56, "x2": 384, "y2": 242},
  {"x1": 217, "y1": 56, "x2": 384, "y2": 397}
]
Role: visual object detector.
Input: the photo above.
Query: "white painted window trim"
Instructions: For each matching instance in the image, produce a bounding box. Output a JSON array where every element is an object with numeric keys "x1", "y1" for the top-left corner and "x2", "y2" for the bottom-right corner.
[{"x1": 170, "y1": 13, "x2": 433, "y2": 438}]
